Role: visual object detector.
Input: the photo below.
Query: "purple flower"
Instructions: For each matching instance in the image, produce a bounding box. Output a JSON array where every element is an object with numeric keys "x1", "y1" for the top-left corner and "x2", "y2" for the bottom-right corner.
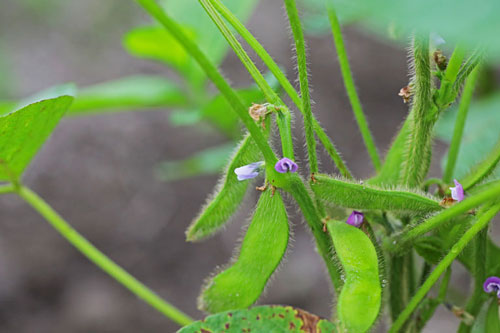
[
  {"x1": 346, "y1": 211, "x2": 364, "y2": 228},
  {"x1": 275, "y1": 158, "x2": 298, "y2": 174},
  {"x1": 234, "y1": 161, "x2": 264, "y2": 181},
  {"x1": 450, "y1": 179, "x2": 464, "y2": 202},
  {"x1": 483, "y1": 276, "x2": 500, "y2": 298}
]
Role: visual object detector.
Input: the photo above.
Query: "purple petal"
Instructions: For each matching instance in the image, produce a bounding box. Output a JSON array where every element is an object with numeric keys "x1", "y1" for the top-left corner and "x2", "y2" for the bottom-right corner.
[
  {"x1": 234, "y1": 161, "x2": 264, "y2": 181},
  {"x1": 346, "y1": 211, "x2": 364, "y2": 228},
  {"x1": 450, "y1": 179, "x2": 465, "y2": 202},
  {"x1": 483, "y1": 276, "x2": 500, "y2": 298},
  {"x1": 275, "y1": 158, "x2": 298, "y2": 174}
]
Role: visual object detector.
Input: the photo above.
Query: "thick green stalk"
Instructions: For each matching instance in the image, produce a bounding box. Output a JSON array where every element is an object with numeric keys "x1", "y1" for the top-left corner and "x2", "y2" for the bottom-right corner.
[
  {"x1": 326, "y1": 1, "x2": 381, "y2": 171},
  {"x1": 136, "y1": 0, "x2": 276, "y2": 165},
  {"x1": 208, "y1": 0, "x2": 352, "y2": 178},
  {"x1": 17, "y1": 186, "x2": 193, "y2": 327},
  {"x1": 283, "y1": 0, "x2": 318, "y2": 174},
  {"x1": 443, "y1": 66, "x2": 481, "y2": 183},
  {"x1": 389, "y1": 203, "x2": 500, "y2": 332},
  {"x1": 401, "y1": 36, "x2": 433, "y2": 188},
  {"x1": 388, "y1": 180, "x2": 500, "y2": 252},
  {"x1": 198, "y1": 0, "x2": 294, "y2": 159}
]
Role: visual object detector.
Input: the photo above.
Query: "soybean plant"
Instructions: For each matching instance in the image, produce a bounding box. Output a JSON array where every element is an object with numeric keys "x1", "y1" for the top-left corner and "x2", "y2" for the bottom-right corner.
[{"x1": 2, "y1": 0, "x2": 500, "y2": 332}]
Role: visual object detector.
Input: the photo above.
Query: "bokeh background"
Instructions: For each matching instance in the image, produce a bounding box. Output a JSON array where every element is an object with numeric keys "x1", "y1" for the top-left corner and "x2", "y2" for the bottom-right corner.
[{"x1": 1, "y1": 0, "x2": 498, "y2": 332}]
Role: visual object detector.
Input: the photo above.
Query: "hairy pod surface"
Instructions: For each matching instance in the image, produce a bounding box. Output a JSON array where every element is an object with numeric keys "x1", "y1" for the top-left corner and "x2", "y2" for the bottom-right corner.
[
  {"x1": 186, "y1": 134, "x2": 261, "y2": 241},
  {"x1": 327, "y1": 220, "x2": 381, "y2": 332},
  {"x1": 178, "y1": 305, "x2": 337, "y2": 332},
  {"x1": 199, "y1": 189, "x2": 288, "y2": 313},
  {"x1": 312, "y1": 174, "x2": 442, "y2": 213}
]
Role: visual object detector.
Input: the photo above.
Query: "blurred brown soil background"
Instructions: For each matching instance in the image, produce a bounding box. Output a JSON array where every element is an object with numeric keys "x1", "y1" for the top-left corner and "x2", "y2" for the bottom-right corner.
[{"x1": 0, "y1": 0, "x2": 473, "y2": 332}]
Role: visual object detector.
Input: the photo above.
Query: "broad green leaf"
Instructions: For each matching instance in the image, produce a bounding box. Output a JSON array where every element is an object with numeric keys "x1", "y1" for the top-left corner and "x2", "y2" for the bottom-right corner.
[
  {"x1": 330, "y1": 0, "x2": 500, "y2": 59},
  {"x1": 177, "y1": 305, "x2": 337, "y2": 333},
  {"x1": 327, "y1": 220, "x2": 381, "y2": 332},
  {"x1": 472, "y1": 298, "x2": 500, "y2": 333},
  {"x1": 70, "y1": 76, "x2": 187, "y2": 114},
  {"x1": 123, "y1": 26, "x2": 194, "y2": 72},
  {"x1": 0, "y1": 101, "x2": 17, "y2": 117},
  {"x1": 200, "y1": 189, "x2": 288, "y2": 313},
  {"x1": 16, "y1": 83, "x2": 77, "y2": 110},
  {"x1": 186, "y1": 134, "x2": 261, "y2": 241},
  {"x1": 156, "y1": 143, "x2": 235, "y2": 182},
  {"x1": 436, "y1": 94, "x2": 500, "y2": 181},
  {"x1": 0, "y1": 96, "x2": 73, "y2": 181},
  {"x1": 312, "y1": 173, "x2": 442, "y2": 213}
]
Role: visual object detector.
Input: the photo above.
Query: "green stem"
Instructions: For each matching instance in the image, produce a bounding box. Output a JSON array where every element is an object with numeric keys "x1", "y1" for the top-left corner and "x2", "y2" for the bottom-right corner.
[
  {"x1": 326, "y1": 2, "x2": 381, "y2": 171},
  {"x1": 389, "y1": 203, "x2": 500, "y2": 332},
  {"x1": 16, "y1": 186, "x2": 193, "y2": 327},
  {"x1": 283, "y1": 0, "x2": 318, "y2": 174},
  {"x1": 286, "y1": 176, "x2": 342, "y2": 293},
  {"x1": 401, "y1": 36, "x2": 433, "y2": 188},
  {"x1": 198, "y1": 0, "x2": 295, "y2": 159},
  {"x1": 208, "y1": 0, "x2": 352, "y2": 178},
  {"x1": 388, "y1": 180, "x2": 500, "y2": 252},
  {"x1": 136, "y1": 0, "x2": 276, "y2": 165},
  {"x1": 457, "y1": 227, "x2": 489, "y2": 333},
  {"x1": 443, "y1": 66, "x2": 480, "y2": 183}
]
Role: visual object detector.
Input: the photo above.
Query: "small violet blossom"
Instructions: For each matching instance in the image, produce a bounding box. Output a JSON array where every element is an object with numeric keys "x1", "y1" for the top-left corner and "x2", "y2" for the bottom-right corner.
[
  {"x1": 346, "y1": 211, "x2": 364, "y2": 228},
  {"x1": 450, "y1": 179, "x2": 465, "y2": 202},
  {"x1": 234, "y1": 161, "x2": 264, "y2": 181},
  {"x1": 275, "y1": 158, "x2": 298, "y2": 174},
  {"x1": 483, "y1": 276, "x2": 500, "y2": 298}
]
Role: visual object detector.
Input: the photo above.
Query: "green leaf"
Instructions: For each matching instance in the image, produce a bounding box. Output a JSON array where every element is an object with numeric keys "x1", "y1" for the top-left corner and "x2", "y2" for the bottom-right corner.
[
  {"x1": 0, "y1": 96, "x2": 73, "y2": 181},
  {"x1": 156, "y1": 143, "x2": 235, "y2": 182},
  {"x1": 327, "y1": 219, "x2": 381, "y2": 332},
  {"x1": 312, "y1": 173, "x2": 442, "y2": 213},
  {"x1": 186, "y1": 134, "x2": 261, "y2": 241},
  {"x1": 471, "y1": 298, "x2": 500, "y2": 333},
  {"x1": 123, "y1": 26, "x2": 194, "y2": 71},
  {"x1": 414, "y1": 236, "x2": 444, "y2": 265},
  {"x1": 199, "y1": 189, "x2": 289, "y2": 313},
  {"x1": 70, "y1": 76, "x2": 187, "y2": 114},
  {"x1": 436, "y1": 94, "x2": 500, "y2": 182},
  {"x1": 177, "y1": 305, "x2": 337, "y2": 333}
]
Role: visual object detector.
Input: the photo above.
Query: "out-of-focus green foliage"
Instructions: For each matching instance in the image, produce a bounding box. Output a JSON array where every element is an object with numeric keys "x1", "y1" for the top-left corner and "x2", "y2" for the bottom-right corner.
[{"x1": 436, "y1": 94, "x2": 500, "y2": 181}]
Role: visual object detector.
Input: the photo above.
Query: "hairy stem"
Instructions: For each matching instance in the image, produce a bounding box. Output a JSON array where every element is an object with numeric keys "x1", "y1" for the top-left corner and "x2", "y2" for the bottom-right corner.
[
  {"x1": 208, "y1": 0, "x2": 352, "y2": 177},
  {"x1": 389, "y1": 203, "x2": 500, "y2": 332},
  {"x1": 388, "y1": 180, "x2": 500, "y2": 252},
  {"x1": 443, "y1": 66, "x2": 480, "y2": 183},
  {"x1": 17, "y1": 186, "x2": 193, "y2": 326},
  {"x1": 326, "y1": 1, "x2": 381, "y2": 171},
  {"x1": 136, "y1": 0, "x2": 276, "y2": 165},
  {"x1": 401, "y1": 36, "x2": 433, "y2": 188},
  {"x1": 283, "y1": 0, "x2": 318, "y2": 174}
]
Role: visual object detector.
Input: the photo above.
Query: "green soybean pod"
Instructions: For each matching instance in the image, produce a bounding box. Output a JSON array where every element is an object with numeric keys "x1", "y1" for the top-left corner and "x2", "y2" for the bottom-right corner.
[
  {"x1": 312, "y1": 174, "x2": 442, "y2": 213},
  {"x1": 186, "y1": 133, "x2": 261, "y2": 241},
  {"x1": 327, "y1": 220, "x2": 381, "y2": 333},
  {"x1": 200, "y1": 189, "x2": 289, "y2": 313}
]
